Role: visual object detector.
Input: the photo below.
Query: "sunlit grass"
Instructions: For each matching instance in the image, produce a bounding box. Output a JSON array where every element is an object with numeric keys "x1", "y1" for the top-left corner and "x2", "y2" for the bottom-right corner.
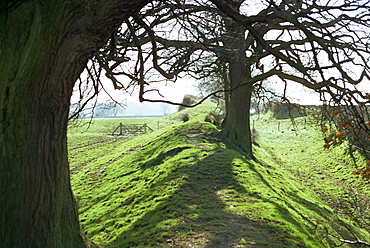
[{"x1": 68, "y1": 101, "x2": 370, "y2": 247}]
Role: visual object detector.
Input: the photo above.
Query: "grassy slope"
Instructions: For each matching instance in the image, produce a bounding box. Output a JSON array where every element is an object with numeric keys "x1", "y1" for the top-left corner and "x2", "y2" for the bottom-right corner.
[{"x1": 68, "y1": 101, "x2": 370, "y2": 247}]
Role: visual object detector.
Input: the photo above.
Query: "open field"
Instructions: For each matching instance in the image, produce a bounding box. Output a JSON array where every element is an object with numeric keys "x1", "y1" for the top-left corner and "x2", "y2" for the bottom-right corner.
[{"x1": 68, "y1": 100, "x2": 370, "y2": 247}]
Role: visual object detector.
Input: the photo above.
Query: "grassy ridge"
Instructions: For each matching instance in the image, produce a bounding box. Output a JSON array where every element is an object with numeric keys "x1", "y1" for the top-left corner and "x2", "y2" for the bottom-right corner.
[{"x1": 68, "y1": 101, "x2": 370, "y2": 247}]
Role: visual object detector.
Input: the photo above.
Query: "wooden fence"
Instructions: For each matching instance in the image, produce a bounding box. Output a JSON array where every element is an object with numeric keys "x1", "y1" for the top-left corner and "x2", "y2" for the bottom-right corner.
[{"x1": 111, "y1": 123, "x2": 153, "y2": 136}]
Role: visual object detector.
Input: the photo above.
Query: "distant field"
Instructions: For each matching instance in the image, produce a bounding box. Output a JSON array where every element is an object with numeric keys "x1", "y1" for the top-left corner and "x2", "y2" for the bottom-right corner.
[{"x1": 68, "y1": 101, "x2": 370, "y2": 247}]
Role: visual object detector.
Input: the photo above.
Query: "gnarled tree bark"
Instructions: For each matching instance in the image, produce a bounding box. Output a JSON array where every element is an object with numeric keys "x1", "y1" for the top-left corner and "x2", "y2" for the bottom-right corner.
[
  {"x1": 0, "y1": 0, "x2": 149, "y2": 247},
  {"x1": 221, "y1": 10, "x2": 254, "y2": 158}
]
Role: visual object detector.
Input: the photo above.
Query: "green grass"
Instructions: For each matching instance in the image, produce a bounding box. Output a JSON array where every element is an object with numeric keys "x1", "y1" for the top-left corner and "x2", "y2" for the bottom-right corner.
[{"x1": 68, "y1": 100, "x2": 370, "y2": 247}]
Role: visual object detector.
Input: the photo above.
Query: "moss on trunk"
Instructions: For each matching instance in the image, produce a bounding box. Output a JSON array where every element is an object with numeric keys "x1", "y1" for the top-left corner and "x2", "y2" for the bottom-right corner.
[
  {"x1": 0, "y1": 0, "x2": 149, "y2": 247},
  {"x1": 221, "y1": 17, "x2": 254, "y2": 158}
]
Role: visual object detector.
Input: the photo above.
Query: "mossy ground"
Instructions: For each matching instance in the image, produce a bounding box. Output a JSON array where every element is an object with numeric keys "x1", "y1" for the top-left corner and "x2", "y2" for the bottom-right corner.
[{"x1": 68, "y1": 101, "x2": 370, "y2": 247}]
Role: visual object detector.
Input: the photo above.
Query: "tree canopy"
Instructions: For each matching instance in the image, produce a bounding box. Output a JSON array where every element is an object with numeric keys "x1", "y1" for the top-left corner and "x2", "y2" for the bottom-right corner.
[{"x1": 83, "y1": 0, "x2": 370, "y2": 156}]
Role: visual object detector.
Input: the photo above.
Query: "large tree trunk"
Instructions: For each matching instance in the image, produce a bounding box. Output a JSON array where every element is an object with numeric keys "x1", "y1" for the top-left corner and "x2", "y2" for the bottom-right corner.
[
  {"x1": 222, "y1": 78, "x2": 253, "y2": 158},
  {"x1": 222, "y1": 71, "x2": 254, "y2": 158},
  {"x1": 0, "y1": 1, "x2": 149, "y2": 247},
  {"x1": 221, "y1": 16, "x2": 254, "y2": 158}
]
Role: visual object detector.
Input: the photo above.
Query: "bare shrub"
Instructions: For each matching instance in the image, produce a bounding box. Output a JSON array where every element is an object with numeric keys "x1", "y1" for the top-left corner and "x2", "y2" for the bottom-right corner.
[
  {"x1": 178, "y1": 95, "x2": 198, "y2": 111},
  {"x1": 181, "y1": 113, "x2": 189, "y2": 122},
  {"x1": 205, "y1": 111, "x2": 224, "y2": 128},
  {"x1": 321, "y1": 105, "x2": 370, "y2": 153}
]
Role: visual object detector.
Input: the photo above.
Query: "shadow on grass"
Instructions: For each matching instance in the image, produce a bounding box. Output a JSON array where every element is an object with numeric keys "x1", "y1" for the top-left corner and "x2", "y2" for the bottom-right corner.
[
  {"x1": 109, "y1": 129, "x2": 316, "y2": 247},
  {"x1": 77, "y1": 123, "x2": 335, "y2": 247}
]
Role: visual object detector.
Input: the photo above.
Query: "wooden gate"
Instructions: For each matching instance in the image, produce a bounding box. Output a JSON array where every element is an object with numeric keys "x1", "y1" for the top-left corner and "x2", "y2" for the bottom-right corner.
[{"x1": 112, "y1": 123, "x2": 153, "y2": 136}]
